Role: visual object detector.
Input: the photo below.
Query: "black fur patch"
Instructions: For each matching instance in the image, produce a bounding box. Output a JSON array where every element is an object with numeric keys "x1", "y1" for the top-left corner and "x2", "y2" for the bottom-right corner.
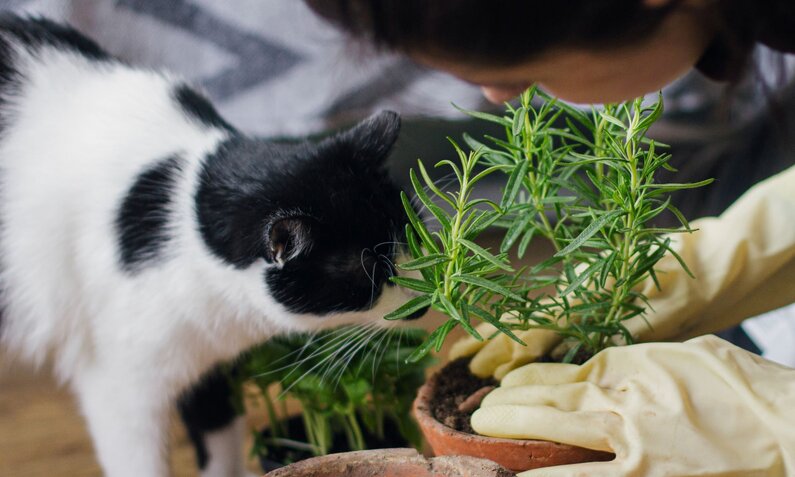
[
  {"x1": 177, "y1": 366, "x2": 239, "y2": 470},
  {"x1": 0, "y1": 14, "x2": 111, "y2": 61},
  {"x1": 173, "y1": 84, "x2": 234, "y2": 131},
  {"x1": 196, "y1": 112, "x2": 407, "y2": 315},
  {"x1": 116, "y1": 155, "x2": 184, "y2": 272},
  {"x1": 0, "y1": 34, "x2": 16, "y2": 92}
]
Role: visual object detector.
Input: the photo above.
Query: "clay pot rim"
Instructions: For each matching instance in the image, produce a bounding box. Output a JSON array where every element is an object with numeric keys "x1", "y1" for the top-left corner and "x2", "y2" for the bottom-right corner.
[
  {"x1": 412, "y1": 367, "x2": 615, "y2": 456},
  {"x1": 412, "y1": 363, "x2": 576, "y2": 450},
  {"x1": 262, "y1": 447, "x2": 513, "y2": 477}
]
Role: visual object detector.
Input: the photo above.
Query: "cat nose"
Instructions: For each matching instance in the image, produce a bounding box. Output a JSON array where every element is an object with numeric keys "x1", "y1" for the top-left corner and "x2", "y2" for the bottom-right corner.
[{"x1": 403, "y1": 305, "x2": 430, "y2": 321}]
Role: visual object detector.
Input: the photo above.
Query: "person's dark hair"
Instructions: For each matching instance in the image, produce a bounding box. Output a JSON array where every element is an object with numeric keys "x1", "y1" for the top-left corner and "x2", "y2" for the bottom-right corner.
[
  {"x1": 305, "y1": 0, "x2": 787, "y2": 85},
  {"x1": 305, "y1": 0, "x2": 683, "y2": 67}
]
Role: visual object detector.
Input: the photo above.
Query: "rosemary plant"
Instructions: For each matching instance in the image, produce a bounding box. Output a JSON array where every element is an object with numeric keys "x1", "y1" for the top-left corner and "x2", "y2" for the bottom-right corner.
[
  {"x1": 387, "y1": 88, "x2": 712, "y2": 362},
  {"x1": 230, "y1": 327, "x2": 432, "y2": 463}
]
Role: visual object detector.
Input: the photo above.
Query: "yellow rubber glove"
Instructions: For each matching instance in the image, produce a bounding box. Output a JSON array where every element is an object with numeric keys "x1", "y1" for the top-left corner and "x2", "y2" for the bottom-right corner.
[
  {"x1": 472, "y1": 335, "x2": 795, "y2": 476},
  {"x1": 450, "y1": 326, "x2": 562, "y2": 379},
  {"x1": 630, "y1": 162, "x2": 795, "y2": 342},
  {"x1": 451, "y1": 163, "x2": 795, "y2": 378}
]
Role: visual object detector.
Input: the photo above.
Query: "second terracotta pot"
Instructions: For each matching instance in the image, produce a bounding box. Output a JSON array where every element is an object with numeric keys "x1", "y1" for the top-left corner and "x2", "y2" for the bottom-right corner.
[
  {"x1": 414, "y1": 364, "x2": 614, "y2": 472},
  {"x1": 263, "y1": 448, "x2": 514, "y2": 477}
]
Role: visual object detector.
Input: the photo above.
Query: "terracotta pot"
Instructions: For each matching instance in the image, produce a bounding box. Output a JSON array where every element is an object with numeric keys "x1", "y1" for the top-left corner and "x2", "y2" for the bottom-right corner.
[
  {"x1": 257, "y1": 415, "x2": 409, "y2": 472},
  {"x1": 262, "y1": 448, "x2": 514, "y2": 477},
  {"x1": 413, "y1": 366, "x2": 614, "y2": 473}
]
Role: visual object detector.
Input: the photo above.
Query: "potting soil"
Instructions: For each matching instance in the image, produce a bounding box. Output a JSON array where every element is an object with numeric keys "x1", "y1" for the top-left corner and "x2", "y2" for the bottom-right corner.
[{"x1": 430, "y1": 359, "x2": 498, "y2": 434}]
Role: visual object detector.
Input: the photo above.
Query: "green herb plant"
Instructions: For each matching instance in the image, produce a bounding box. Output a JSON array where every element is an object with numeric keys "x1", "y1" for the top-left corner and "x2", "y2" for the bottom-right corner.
[
  {"x1": 230, "y1": 327, "x2": 432, "y2": 464},
  {"x1": 387, "y1": 88, "x2": 712, "y2": 363}
]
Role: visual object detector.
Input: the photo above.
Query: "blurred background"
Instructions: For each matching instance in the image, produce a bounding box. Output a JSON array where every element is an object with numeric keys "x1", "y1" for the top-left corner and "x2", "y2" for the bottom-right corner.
[{"x1": 1, "y1": 1, "x2": 794, "y2": 475}]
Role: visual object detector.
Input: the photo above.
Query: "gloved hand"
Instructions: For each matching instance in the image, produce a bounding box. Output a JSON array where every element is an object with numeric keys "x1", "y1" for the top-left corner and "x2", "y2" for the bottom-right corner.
[
  {"x1": 451, "y1": 163, "x2": 795, "y2": 378},
  {"x1": 472, "y1": 335, "x2": 795, "y2": 476},
  {"x1": 449, "y1": 326, "x2": 562, "y2": 379}
]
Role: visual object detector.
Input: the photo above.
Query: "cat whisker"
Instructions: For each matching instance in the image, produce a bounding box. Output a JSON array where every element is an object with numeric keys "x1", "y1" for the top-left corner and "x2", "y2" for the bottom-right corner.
[
  {"x1": 330, "y1": 324, "x2": 380, "y2": 378},
  {"x1": 409, "y1": 172, "x2": 457, "y2": 230},
  {"x1": 360, "y1": 248, "x2": 377, "y2": 287},
  {"x1": 369, "y1": 327, "x2": 393, "y2": 380},
  {"x1": 278, "y1": 325, "x2": 374, "y2": 396},
  {"x1": 377, "y1": 254, "x2": 396, "y2": 278},
  {"x1": 368, "y1": 259, "x2": 379, "y2": 308},
  {"x1": 373, "y1": 240, "x2": 406, "y2": 253},
  {"x1": 331, "y1": 325, "x2": 382, "y2": 386},
  {"x1": 257, "y1": 326, "x2": 365, "y2": 378},
  {"x1": 320, "y1": 324, "x2": 379, "y2": 387}
]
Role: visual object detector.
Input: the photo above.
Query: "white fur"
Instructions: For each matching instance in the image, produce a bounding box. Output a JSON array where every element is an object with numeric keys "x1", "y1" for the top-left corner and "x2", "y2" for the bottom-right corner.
[
  {"x1": 0, "y1": 41, "x2": 413, "y2": 476},
  {"x1": 201, "y1": 417, "x2": 257, "y2": 477}
]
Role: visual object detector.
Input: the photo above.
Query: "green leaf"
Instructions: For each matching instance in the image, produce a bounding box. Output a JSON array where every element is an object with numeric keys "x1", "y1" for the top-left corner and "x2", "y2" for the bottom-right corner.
[
  {"x1": 470, "y1": 165, "x2": 509, "y2": 187},
  {"x1": 464, "y1": 210, "x2": 502, "y2": 240},
  {"x1": 600, "y1": 112, "x2": 625, "y2": 129},
  {"x1": 398, "y1": 254, "x2": 449, "y2": 271},
  {"x1": 405, "y1": 225, "x2": 434, "y2": 282},
  {"x1": 666, "y1": 202, "x2": 692, "y2": 231},
  {"x1": 636, "y1": 227, "x2": 692, "y2": 237},
  {"x1": 626, "y1": 242, "x2": 669, "y2": 285},
  {"x1": 500, "y1": 159, "x2": 530, "y2": 209},
  {"x1": 453, "y1": 274, "x2": 524, "y2": 302},
  {"x1": 560, "y1": 259, "x2": 603, "y2": 296},
  {"x1": 458, "y1": 238, "x2": 514, "y2": 272},
  {"x1": 383, "y1": 294, "x2": 432, "y2": 320},
  {"x1": 512, "y1": 106, "x2": 526, "y2": 136},
  {"x1": 406, "y1": 321, "x2": 453, "y2": 362},
  {"x1": 404, "y1": 224, "x2": 422, "y2": 258},
  {"x1": 562, "y1": 342, "x2": 584, "y2": 364},
  {"x1": 541, "y1": 196, "x2": 577, "y2": 204},
  {"x1": 389, "y1": 276, "x2": 436, "y2": 294},
  {"x1": 463, "y1": 198, "x2": 502, "y2": 213},
  {"x1": 401, "y1": 191, "x2": 439, "y2": 254},
  {"x1": 417, "y1": 161, "x2": 456, "y2": 208},
  {"x1": 660, "y1": 239, "x2": 695, "y2": 278},
  {"x1": 409, "y1": 169, "x2": 451, "y2": 230},
  {"x1": 462, "y1": 132, "x2": 492, "y2": 153},
  {"x1": 555, "y1": 209, "x2": 625, "y2": 257},
  {"x1": 599, "y1": 251, "x2": 617, "y2": 288},
  {"x1": 483, "y1": 134, "x2": 523, "y2": 153},
  {"x1": 437, "y1": 294, "x2": 463, "y2": 321},
  {"x1": 438, "y1": 295, "x2": 482, "y2": 340},
  {"x1": 501, "y1": 212, "x2": 533, "y2": 253},
  {"x1": 637, "y1": 92, "x2": 664, "y2": 132},
  {"x1": 453, "y1": 104, "x2": 512, "y2": 127},
  {"x1": 643, "y1": 178, "x2": 715, "y2": 195},
  {"x1": 517, "y1": 227, "x2": 537, "y2": 259},
  {"x1": 466, "y1": 304, "x2": 526, "y2": 346},
  {"x1": 343, "y1": 378, "x2": 371, "y2": 404},
  {"x1": 435, "y1": 159, "x2": 463, "y2": 186}
]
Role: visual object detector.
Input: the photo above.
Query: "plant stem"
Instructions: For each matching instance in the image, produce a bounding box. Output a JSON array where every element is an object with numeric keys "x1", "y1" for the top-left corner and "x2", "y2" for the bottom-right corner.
[
  {"x1": 346, "y1": 411, "x2": 365, "y2": 451},
  {"x1": 262, "y1": 383, "x2": 283, "y2": 438},
  {"x1": 443, "y1": 157, "x2": 470, "y2": 300}
]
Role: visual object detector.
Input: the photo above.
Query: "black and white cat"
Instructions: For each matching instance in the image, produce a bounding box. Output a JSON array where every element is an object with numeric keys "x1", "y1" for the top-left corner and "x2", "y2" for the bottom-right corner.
[{"x1": 0, "y1": 15, "x2": 423, "y2": 477}]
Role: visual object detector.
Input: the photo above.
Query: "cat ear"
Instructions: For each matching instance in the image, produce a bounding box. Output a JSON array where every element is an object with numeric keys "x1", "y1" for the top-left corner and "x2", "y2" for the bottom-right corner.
[
  {"x1": 266, "y1": 217, "x2": 312, "y2": 265},
  {"x1": 325, "y1": 110, "x2": 401, "y2": 167}
]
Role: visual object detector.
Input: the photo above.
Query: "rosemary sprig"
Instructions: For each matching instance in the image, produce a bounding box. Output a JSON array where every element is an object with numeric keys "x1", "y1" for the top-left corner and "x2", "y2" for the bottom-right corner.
[{"x1": 391, "y1": 89, "x2": 712, "y2": 362}]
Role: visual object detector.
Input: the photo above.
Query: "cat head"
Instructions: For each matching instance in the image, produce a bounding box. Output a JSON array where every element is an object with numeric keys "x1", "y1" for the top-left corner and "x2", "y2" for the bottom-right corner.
[{"x1": 197, "y1": 111, "x2": 426, "y2": 329}]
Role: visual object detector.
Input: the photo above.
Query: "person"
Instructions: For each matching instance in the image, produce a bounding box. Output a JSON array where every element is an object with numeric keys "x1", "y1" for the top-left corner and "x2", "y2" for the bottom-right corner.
[{"x1": 305, "y1": 1, "x2": 795, "y2": 475}]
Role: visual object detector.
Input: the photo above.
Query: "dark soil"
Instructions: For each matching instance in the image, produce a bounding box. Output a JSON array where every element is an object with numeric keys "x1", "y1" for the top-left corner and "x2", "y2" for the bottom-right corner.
[
  {"x1": 431, "y1": 353, "x2": 593, "y2": 436},
  {"x1": 258, "y1": 415, "x2": 409, "y2": 472},
  {"x1": 430, "y1": 359, "x2": 498, "y2": 434}
]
